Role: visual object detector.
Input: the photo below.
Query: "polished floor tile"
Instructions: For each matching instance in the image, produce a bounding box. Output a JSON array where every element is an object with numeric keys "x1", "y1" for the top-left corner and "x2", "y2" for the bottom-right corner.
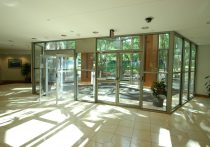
[{"x1": 0, "y1": 84, "x2": 210, "y2": 147}]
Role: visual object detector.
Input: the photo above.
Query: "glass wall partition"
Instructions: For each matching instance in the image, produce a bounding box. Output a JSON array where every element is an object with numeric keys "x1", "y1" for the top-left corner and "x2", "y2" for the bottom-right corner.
[
  {"x1": 189, "y1": 44, "x2": 196, "y2": 98},
  {"x1": 182, "y1": 40, "x2": 190, "y2": 103},
  {"x1": 31, "y1": 31, "x2": 197, "y2": 113},
  {"x1": 172, "y1": 35, "x2": 183, "y2": 109},
  {"x1": 33, "y1": 43, "x2": 44, "y2": 93},
  {"x1": 142, "y1": 33, "x2": 169, "y2": 111},
  {"x1": 77, "y1": 52, "x2": 95, "y2": 102}
]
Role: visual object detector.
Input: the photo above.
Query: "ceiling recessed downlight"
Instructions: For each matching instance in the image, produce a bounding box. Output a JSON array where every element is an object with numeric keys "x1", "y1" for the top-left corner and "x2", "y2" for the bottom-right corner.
[
  {"x1": 92, "y1": 31, "x2": 99, "y2": 34},
  {"x1": 8, "y1": 40, "x2": 14, "y2": 42},
  {"x1": 61, "y1": 34, "x2": 67, "y2": 37},
  {"x1": 141, "y1": 26, "x2": 149, "y2": 30}
]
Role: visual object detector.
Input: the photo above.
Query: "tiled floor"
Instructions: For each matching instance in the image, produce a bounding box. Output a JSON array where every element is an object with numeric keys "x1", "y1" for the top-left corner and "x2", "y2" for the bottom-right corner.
[{"x1": 0, "y1": 84, "x2": 210, "y2": 147}]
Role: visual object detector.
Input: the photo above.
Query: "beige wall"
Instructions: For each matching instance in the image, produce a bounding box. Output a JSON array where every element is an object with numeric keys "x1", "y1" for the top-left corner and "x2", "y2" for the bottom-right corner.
[
  {"x1": 76, "y1": 38, "x2": 96, "y2": 53},
  {"x1": 0, "y1": 54, "x2": 31, "y2": 81},
  {"x1": 195, "y1": 45, "x2": 210, "y2": 95}
]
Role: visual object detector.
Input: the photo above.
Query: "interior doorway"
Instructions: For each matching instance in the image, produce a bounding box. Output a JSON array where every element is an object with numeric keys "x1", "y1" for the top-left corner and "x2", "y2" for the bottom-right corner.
[
  {"x1": 39, "y1": 51, "x2": 76, "y2": 104},
  {"x1": 96, "y1": 51, "x2": 143, "y2": 106}
]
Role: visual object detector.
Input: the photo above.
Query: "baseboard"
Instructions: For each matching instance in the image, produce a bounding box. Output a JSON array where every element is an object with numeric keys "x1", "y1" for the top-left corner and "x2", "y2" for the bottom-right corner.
[{"x1": 195, "y1": 94, "x2": 209, "y2": 98}]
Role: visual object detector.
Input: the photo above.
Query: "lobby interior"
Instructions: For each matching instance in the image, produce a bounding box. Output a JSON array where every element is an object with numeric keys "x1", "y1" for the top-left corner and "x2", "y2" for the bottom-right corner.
[{"x1": 0, "y1": 0, "x2": 210, "y2": 147}]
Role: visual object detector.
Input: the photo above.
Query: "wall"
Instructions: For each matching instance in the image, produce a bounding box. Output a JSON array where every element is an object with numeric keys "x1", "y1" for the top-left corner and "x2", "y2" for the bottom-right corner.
[
  {"x1": 0, "y1": 51, "x2": 31, "y2": 82},
  {"x1": 76, "y1": 38, "x2": 96, "y2": 53},
  {"x1": 195, "y1": 45, "x2": 210, "y2": 96}
]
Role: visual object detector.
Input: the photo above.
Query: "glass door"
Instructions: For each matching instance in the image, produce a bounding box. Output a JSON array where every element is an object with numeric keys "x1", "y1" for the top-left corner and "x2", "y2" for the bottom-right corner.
[
  {"x1": 118, "y1": 52, "x2": 142, "y2": 106},
  {"x1": 56, "y1": 54, "x2": 75, "y2": 104},
  {"x1": 40, "y1": 52, "x2": 76, "y2": 104},
  {"x1": 40, "y1": 55, "x2": 57, "y2": 102},
  {"x1": 96, "y1": 52, "x2": 142, "y2": 106},
  {"x1": 97, "y1": 53, "x2": 117, "y2": 103}
]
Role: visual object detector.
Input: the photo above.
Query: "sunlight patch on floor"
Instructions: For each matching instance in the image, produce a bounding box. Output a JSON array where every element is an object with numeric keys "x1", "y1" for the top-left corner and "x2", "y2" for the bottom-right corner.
[
  {"x1": 5, "y1": 119, "x2": 54, "y2": 147},
  {"x1": 37, "y1": 124, "x2": 84, "y2": 147}
]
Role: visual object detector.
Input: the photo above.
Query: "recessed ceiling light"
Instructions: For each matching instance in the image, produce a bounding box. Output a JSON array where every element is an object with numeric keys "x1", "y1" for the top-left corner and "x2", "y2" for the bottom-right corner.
[
  {"x1": 61, "y1": 34, "x2": 67, "y2": 37},
  {"x1": 207, "y1": 21, "x2": 210, "y2": 24},
  {"x1": 92, "y1": 31, "x2": 99, "y2": 34},
  {"x1": 47, "y1": 18, "x2": 51, "y2": 21},
  {"x1": 141, "y1": 26, "x2": 149, "y2": 30}
]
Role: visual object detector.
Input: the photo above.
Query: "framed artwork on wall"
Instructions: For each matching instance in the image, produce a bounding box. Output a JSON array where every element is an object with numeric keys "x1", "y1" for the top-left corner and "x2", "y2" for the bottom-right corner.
[{"x1": 8, "y1": 59, "x2": 22, "y2": 68}]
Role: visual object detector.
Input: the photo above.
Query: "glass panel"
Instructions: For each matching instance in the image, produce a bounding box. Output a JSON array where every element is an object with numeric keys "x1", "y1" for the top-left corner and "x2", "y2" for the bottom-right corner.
[
  {"x1": 77, "y1": 53, "x2": 95, "y2": 102},
  {"x1": 133, "y1": 36, "x2": 140, "y2": 50},
  {"x1": 35, "y1": 69, "x2": 40, "y2": 93},
  {"x1": 98, "y1": 53, "x2": 117, "y2": 80},
  {"x1": 122, "y1": 37, "x2": 132, "y2": 50},
  {"x1": 142, "y1": 73, "x2": 167, "y2": 111},
  {"x1": 158, "y1": 73, "x2": 167, "y2": 82},
  {"x1": 190, "y1": 44, "x2": 196, "y2": 72},
  {"x1": 158, "y1": 49, "x2": 168, "y2": 72},
  {"x1": 173, "y1": 36, "x2": 182, "y2": 72},
  {"x1": 182, "y1": 72, "x2": 189, "y2": 103},
  {"x1": 119, "y1": 53, "x2": 141, "y2": 105},
  {"x1": 172, "y1": 73, "x2": 181, "y2": 108},
  {"x1": 46, "y1": 41, "x2": 76, "y2": 50},
  {"x1": 34, "y1": 43, "x2": 44, "y2": 93},
  {"x1": 57, "y1": 56, "x2": 75, "y2": 103},
  {"x1": 182, "y1": 40, "x2": 190, "y2": 103},
  {"x1": 144, "y1": 35, "x2": 158, "y2": 72},
  {"x1": 159, "y1": 33, "x2": 169, "y2": 49},
  {"x1": 40, "y1": 56, "x2": 57, "y2": 102},
  {"x1": 57, "y1": 41, "x2": 76, "y2": 50},
  {"x1": 189, "y1": 72, "x2": 195, "y2": 98},
  {"x1": 98, "y1": 82, "x2": 116, "y2": 103},
  {"x1": 97, "y1": 36, "x2": 140, "y2": 51},
  {"x1": 97, "y1": 38, "x2": 121, "y2": 51},
  {"x1": 46, "y1": 42, "x2": 57, "y2": 50},
  {"x1": 183, "y1": 41, "x2": 190, "y2": 72},
  {"x1": 122, "y1": 36, "x2": 140, "y2": 50}
]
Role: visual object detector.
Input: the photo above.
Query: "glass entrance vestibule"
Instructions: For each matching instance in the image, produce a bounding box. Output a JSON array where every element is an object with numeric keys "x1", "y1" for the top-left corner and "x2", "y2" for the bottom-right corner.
[{"x1": 32, "y1": 31, "x2": 197, "y2": 113}]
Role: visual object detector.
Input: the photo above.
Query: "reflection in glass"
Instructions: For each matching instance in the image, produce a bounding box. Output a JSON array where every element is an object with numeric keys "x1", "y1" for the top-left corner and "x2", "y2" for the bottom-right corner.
[
  {"x1": 97, "y1": 36, "x2": 140, "y2": 51},
  {"x1": 142, "y1": 73, "x2": 167, "y2": 111},
  {"x1": 98, "y1": 82, "x2": 116, "y2": 103},
  {"x1": 189, "y1": 72, "x2": 195, "y2": 98},
  {"x1": 46, "y1": 41, "x2": 76, "y2": 50},
  {"x1": 98, "y1": 54, "x2": 116, "y2": 80},
  {"x1": 172, "y1": 73, "x2": 181, "y2": 108},
  {"x1": 173, "y1": 36, "x2": 182, "y2": 72},
  {"x1": 159, "y1": 33, "x2": 169, "y2": 49},
  {"x1": 119, "y1": 53, "x2": 141, "y2": 105},
  {"x1": 158, "y1": 49, "x2": 168, "y2": 72}
]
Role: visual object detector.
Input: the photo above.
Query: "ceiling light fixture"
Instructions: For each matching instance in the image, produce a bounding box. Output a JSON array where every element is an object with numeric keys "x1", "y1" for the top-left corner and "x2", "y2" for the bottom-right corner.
[
  {"x1": 61, "y1": 34, "x2": 67, "y2": 37},
  {"x1": 92, "y1": 31, "x2": 99, "y2": 34},
  {"x1": 141, "y1": 26, "x2": 149, "y2": 30}
]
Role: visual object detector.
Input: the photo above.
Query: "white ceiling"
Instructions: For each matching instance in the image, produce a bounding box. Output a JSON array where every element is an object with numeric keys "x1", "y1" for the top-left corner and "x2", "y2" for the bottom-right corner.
[{"x1": 0, "y1": 0, "x2": 210, "y2": 50}]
